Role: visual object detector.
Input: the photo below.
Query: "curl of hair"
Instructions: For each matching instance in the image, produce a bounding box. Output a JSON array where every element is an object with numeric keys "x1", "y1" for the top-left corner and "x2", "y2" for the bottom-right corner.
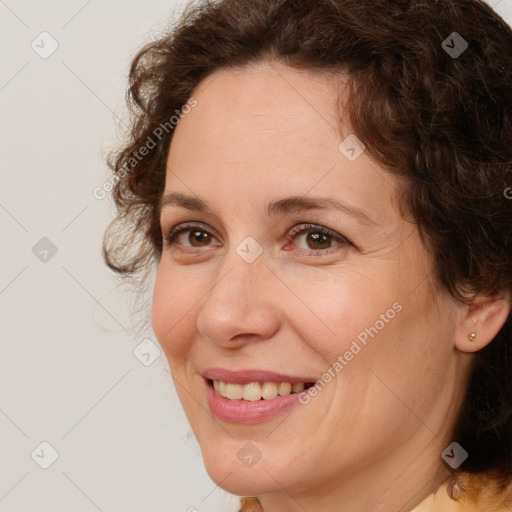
[{"x1": 104, "y1": 0, "x2": 512, "y2": 477}]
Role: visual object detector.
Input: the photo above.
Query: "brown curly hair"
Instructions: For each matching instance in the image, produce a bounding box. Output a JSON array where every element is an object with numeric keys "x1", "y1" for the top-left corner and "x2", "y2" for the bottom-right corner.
[{"x1": 104, "y1": 0, "x2": 512, "y2": 478}]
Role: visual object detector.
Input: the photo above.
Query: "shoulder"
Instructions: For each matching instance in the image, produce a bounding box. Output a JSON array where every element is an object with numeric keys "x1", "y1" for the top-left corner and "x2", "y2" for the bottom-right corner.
[
  {"x1": 239, "y1": 497, "x2": 263, "y2": 512},
  {"x1": 456, "y1": 471, "x2": 512, "y2": 511},
  {"x1": 414, "y1": 471, "x2": 512, "y2": 511},
  {"x1": 239, "y1": 472, "x2": 512, "y2": 512}
]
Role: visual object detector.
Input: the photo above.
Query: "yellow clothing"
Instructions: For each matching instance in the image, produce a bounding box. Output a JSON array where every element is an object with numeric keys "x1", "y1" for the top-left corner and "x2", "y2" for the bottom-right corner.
[
  {"x1": 411, "y1": 472, "x2": 512, "y2": 511},
  {"x1": 239, "y1": 472, "x2": 512, "y2": 511}
]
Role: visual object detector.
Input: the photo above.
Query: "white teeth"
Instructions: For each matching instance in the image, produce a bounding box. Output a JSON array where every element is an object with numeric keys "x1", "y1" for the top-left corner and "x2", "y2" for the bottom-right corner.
[
  {"x1": 212, "y1": 380, "x2": 307, "y2": 401},
  {"x1": 261, "y1": 382, "x2": 278, "y2": 400},
  {"x1": 277, "y1": 382, "x2": 291, "y2": 396},
  {"x1": 242, "y1": 382, "x2": 262, "y2": 402},
  {"x1": 225, "y1": 382, "x2": 243, "y2": 400}
]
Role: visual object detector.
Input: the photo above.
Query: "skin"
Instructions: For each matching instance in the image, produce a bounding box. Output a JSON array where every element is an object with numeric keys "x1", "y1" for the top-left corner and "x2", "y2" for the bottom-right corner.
[{"x1": 151, "y1": 61, "x2": 510, "y2": 511}]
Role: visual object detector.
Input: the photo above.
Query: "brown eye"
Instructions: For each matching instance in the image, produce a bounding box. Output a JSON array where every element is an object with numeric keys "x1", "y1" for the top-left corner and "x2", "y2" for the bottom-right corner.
[
  {"x1": 188, "y1": 230, "x2": 212, "y2": 247},
  {"x1": 287, "y1": 223, "x2": 351, "y2": 255},
  {"x1": 304, "y1": 232, "x2": 332, "y2": 250},
  {"x1": 164, "y1": 222, "x2": 219, "y2": 249}
]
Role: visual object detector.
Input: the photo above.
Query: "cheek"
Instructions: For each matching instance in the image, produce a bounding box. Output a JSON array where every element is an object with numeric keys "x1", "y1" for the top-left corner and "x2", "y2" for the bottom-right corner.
[
  {"x1": 282, "y1": 264, "x2": 399, "y2": 358},
  {"x1": 151, "y1": 265, "x2": 197, "y2": 361},
  {"x1": 299, "y1": 264, "x2": 449, "y2": 398}
]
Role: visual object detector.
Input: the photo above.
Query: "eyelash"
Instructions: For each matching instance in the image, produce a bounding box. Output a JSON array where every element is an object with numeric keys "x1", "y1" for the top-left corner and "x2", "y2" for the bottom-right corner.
[{"x1": 163, "y1": 222, "x2": 351, "y2": 256}]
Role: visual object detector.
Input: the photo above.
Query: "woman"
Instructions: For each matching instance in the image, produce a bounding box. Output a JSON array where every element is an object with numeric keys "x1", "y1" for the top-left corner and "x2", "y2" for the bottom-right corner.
[{"x1": 104, "y1": 0, "x2": 512, "y2": 510}]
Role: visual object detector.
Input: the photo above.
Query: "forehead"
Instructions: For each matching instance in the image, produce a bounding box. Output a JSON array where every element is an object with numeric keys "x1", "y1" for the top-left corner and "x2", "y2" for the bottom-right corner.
[
  {"x1": 174, "y1": 62, "x2": 341, "y2": 152},
  {"x1": 164, "y1": 62, "x2": 401, "y2": 223}
]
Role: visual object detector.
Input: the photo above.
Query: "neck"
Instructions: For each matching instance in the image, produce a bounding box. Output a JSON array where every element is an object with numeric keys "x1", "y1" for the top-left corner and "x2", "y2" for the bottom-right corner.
[{"x1": 257, "y1": 437, "x2": 453, "y2": 512}]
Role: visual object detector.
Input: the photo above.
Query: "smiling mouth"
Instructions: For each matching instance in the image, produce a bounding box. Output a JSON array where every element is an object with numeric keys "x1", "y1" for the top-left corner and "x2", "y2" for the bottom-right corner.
[{"x1": 208, "y1": 379, "x2": 316, "y2": 401}]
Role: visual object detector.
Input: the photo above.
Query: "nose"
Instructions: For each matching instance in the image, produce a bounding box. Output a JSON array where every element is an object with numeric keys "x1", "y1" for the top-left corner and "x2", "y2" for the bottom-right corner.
[{"x1": 196, "y1": 249, "x2": 281, "y2": 348}]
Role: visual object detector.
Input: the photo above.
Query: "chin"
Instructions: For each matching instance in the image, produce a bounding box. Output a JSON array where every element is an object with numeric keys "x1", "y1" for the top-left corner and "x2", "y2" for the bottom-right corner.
[{"x1": 200, "y1": 443, "x2": 284, "y2": 496}]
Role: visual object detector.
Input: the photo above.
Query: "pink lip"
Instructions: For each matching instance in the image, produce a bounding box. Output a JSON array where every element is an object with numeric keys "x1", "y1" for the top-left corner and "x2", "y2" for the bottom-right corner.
[
  {"x1": 202, "y1": 368, "x2": 316, "y2": 424},
  {"x1": 205, "y1": 379, "x2": 307, "y2": 424},
  {"x1": 202, "y1": 368, "x2": 316, "y2": 385}
]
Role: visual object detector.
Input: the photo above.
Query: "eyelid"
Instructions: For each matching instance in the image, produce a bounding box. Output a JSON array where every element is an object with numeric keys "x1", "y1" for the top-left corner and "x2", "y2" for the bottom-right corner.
[
  {"x1": 164, "y1": 221, "x2": 220, "y2": 245},
  {"x1": 285, "y1": 223, "x2": 352, "y2": 255},
  {"x1": 287, "y1": 223, "x2": 350, "y2": 244}
]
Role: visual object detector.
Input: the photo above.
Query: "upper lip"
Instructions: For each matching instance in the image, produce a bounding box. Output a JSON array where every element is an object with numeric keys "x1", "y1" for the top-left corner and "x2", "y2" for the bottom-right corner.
[{"x1": 203, "y1": 368, "x2": 317, "y2": 384}]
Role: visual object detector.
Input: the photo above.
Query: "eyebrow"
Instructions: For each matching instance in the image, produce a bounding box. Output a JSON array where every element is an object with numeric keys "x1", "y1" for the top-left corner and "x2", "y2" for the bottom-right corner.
[{"x1": 159, "y1": 192, "x2": 375, "y2": 225}]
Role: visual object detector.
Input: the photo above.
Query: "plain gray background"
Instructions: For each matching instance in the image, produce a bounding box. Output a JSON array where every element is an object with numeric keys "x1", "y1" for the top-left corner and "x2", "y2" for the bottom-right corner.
[{"x1": 1, "y1": 1, "x2": 511, "y2": 511}]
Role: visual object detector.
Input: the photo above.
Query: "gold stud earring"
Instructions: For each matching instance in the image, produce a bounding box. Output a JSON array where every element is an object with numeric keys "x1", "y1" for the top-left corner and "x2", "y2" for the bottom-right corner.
[{"x1": 468, "y1": 332, "x2": 476, "y2": 342}]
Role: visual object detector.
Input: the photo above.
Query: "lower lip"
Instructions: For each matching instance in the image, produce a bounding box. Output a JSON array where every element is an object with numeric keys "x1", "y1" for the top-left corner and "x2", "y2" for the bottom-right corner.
[{"x1": 205, "y1": 380, "x2": 306, "y2": 424}]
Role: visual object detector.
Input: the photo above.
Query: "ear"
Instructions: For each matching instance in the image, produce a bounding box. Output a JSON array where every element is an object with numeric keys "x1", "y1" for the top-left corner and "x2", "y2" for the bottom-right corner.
[{"x1": 454, "y1": 292, "x2": 511, "y2": 353}]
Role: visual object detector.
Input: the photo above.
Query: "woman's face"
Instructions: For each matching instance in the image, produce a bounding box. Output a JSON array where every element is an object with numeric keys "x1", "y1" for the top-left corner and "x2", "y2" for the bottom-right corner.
[{"x1": 152, "y1": 62, "x2": 469, "y2": 506}]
